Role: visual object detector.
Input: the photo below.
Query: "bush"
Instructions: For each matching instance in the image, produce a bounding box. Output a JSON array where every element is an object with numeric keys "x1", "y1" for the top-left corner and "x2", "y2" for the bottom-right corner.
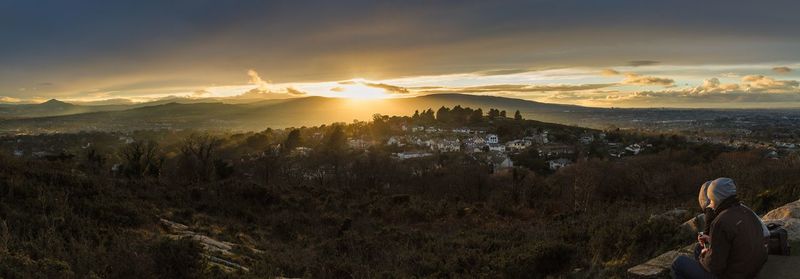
[
  {"x1": 501, "y1": 242, "x2": 576, "y2": 278},
  {"x1": 150, "y1": 238, "x2": 205, "y2": 279}
]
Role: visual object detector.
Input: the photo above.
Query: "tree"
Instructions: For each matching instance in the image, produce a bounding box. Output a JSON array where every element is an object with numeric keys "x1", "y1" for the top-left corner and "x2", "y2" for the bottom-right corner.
[
  {"x1": 436, "y1": 106, "x2": 451, "y2": 123},
  {"x1": 283, "y1": 129, "x2": 302, "y2": 152},
  {"x1": 179, "y1": 133, "x2": 222, "y2": 182},
  {"x1": 500, "y1": 110, "x2": 507, "y2": 118},
  {"x1": 471, "y1": 108, "x2": 484, "y2": 124},
  {"x1": 488, "y1": 108, "x2": 500, "y2": 120},
  {"x1": 514, "y1": 110, "x2": 523, "y2": 121},
  {"x1": 119, "y1": 140, "x2": 163, "y2": 179}
]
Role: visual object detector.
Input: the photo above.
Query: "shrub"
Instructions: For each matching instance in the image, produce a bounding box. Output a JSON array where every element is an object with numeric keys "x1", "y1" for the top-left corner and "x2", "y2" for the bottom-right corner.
[{"x1": 150, "y1": 238, "x2": 205, "y2": 279}]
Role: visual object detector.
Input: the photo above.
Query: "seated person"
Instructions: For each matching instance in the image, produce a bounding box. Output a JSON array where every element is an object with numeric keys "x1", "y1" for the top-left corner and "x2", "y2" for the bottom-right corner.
[{"x1": 672, "y1": 178, "x2": 768, "y2": 279}]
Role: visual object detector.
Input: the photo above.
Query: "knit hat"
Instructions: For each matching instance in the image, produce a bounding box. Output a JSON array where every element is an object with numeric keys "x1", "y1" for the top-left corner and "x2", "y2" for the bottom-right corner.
[
  {"x1": 708, "y1": 177, "x2": 737, "y2": 207},
  {"x1": 698, "y1": 180, "x2": 712, "y2": 209}
]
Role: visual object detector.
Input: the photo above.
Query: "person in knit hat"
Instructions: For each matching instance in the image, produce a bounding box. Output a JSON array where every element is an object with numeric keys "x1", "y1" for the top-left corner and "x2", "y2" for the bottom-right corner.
[
  {"x1": 697, "y1": 180, "x2": 714, "y2": 234},
  {"x1": 672, "y1": 178, "x2": 768, "y2": 279}
]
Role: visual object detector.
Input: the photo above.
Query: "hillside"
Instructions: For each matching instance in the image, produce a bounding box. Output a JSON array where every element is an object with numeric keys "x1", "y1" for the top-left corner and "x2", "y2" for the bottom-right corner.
[{"x1": 0, "y1": 94, "x2": 601, "y2": 133}]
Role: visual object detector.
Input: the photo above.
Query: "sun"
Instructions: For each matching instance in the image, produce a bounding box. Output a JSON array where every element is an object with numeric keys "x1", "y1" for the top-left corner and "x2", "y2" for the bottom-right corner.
[
  {"x1": 343, "y1": 84, "x2": 389, "y2": 100},
  {"x1": 329, "y1": 79, "x2": 391, "y2": 100}
]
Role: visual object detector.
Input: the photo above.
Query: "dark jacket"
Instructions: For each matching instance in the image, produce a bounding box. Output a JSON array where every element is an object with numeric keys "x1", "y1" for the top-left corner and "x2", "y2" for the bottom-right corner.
[
  {"x1": 703, "y1": 207, "x2": 716, "y2": 234},
  {"x1": 700, "y1": 197, "x2": 768, "y2": 279}
]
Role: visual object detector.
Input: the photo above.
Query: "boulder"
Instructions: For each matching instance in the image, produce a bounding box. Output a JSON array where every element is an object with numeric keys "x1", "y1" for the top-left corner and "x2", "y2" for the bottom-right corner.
[{"x1": 762, "y1": 199, "x2": 800, "y2": 242}]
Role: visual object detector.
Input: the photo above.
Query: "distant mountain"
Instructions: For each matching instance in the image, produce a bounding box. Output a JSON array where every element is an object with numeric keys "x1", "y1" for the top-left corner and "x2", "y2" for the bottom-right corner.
[
  {"x1": 0, "y1": 94, "x2": 606, "y2": 132},
  {"x1": 0, "y1": 99, "x2": 99, "y2": 119}
]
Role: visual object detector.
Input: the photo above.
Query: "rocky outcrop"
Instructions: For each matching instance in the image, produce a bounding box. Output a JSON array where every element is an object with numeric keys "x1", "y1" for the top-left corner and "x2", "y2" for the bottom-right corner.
[
  {"x1": 762, "y1": 199, "x2": 800, "y2": 242},
  {"x1": 159, "y1": 218, "x2": 251, "y2": 272}
]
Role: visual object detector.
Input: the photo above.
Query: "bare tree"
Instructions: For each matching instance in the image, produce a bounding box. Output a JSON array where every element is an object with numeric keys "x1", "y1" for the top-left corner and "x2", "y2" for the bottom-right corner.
[{"x1": 179, "y1": 133, "x2": 222, "y2": 182}]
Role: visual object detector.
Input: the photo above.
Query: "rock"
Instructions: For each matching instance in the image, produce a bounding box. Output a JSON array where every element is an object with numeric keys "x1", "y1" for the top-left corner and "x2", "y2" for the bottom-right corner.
[
  {"x1": 627, "y1": 245, "x2": 694, "y2": 278},
  {"x1": 680, "y1": 214, "x2": 706, "y2": 234},
  {"x1": 160, "y1": 218, "x2": 189, "y2": 232},
  {"x1": 757, "y1": 256, "x2": 800, "y2": 279},
  {"x1": 762, "y1": 199, "x2": 800, "y2": 241},
  {"x1": 160, "y1": 218, "x2": 250, "y2": 272}
]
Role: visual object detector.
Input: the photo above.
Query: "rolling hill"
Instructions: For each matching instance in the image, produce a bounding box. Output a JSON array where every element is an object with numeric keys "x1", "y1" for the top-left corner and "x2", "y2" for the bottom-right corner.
[{"x1": 0, "y1": 94, "x2": 604, "y2": 133}]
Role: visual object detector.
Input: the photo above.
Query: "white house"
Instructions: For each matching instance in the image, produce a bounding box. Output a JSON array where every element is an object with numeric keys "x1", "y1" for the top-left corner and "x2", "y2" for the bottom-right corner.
[
  {"x1": 547, "y1": 158, "x2": 573, "y2": 170},
  {"x1": 433, "y1": 139, "x2": 461, "y2": 152},
  {"x1": 505, "y1": 139, "x2": 532, "y2": 151},
  {"x1": 387, "y1": 136, "x2": 404, "y2": 146},
  {"x1": 488, "y1": 143, "x2": 506, "y2": 153},
  {"x1": 625, "y1": 143, "x2": 643, "y2": 155},
  {"x1": 395, "y1": 151, "x2": 433, "y2": 160},
  {"x1": 347, "y1": 138, "x2": 372, "y2": 149},
  {"x1": 486, "y1": 134, "x2": 499, "y2": 144},
  {"x1": 451, "y1": 127, "x2": 470, "y2": 134}
]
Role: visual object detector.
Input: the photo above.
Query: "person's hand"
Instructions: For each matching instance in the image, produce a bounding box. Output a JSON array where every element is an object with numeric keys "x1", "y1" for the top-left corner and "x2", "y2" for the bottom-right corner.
[
  {"x1": 698, "y1": 234, "x2": 711, "y2": 245},
  {"x1": 700, "y1": 248, "x2": 711, "y2": 258}
]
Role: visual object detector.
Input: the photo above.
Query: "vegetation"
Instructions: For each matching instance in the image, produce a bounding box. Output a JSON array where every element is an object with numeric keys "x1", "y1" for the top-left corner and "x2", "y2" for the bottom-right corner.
[{"x1": 0, "y1": 108, "x2": 798, "y2": 278}]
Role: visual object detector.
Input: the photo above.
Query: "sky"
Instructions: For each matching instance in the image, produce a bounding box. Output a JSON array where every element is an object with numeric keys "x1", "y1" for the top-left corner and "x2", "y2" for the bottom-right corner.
[{"x1": 2, "y1": 0, "x2": 800, "y2": 108}]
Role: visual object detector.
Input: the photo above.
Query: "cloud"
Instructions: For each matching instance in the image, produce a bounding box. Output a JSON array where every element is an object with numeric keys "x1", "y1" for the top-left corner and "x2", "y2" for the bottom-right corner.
[
  {"x1": 0, "y1": 96, "x2": 23, "y2": 103},
  {"x1": 772, "y1": 66, "x2": 792, "y2": 74},
  {"x1": 247, "y1": 69, "x2": 270, "y2": 89},
  {"x1": 419, "y1": 83, "x2": 616, "y2": 94},
  {"x1": 600, "y1": 69, "x2": 621, "y2": 76},
  {"x1": 286, "y1": 87, "x2": 306, "y2": 95},
  {"x1": 476, "y1": 69, "x2": 530, "y2": 76},
  {"x1": 682, "y1": 78, "x2": 741, "y2": 94},
  {"x1": 364, "y1": 82, "x2": 409, "y2": 94},
  {"x1": 586, "y1": 74, "x2": 800, "y2": 107},
  {"x1": 627, "y1": 60, "x2": 660, "y2": 67},
  {"x1": 621, "y1": 73, "x2": 674, "y2": 86},
  {"x1": 740, "y1": 75, "x2": 799, "y2": 92},
  {"x1": 192, "y1": 89, "x2": 211, "y2": 97},
  {"x1": 336, "y1": 79, "x2": 410, "y2": 94}
]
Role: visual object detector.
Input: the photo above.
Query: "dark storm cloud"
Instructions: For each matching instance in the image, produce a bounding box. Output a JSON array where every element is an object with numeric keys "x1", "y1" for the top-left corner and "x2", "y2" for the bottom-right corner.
[{"x1": 2, "y1": 0, "x2": 800, "y2": 100}]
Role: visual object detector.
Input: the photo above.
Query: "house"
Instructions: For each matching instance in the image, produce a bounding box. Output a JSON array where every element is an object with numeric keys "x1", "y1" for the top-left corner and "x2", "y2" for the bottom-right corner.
[
  {"x1": 291, "y1": 147, "x2": 312, "y2": 157},
  {"x1": 395, "y1": 151, "x2": 433, "y2": 160},
  {"x1": 452, "y1": 127, "x2": 471, "y2": 134},
  {"x1": 537, "y1": 144, "x2": 574, "y2": 158},
  {"x1": 347, "y1": 138, "x2": 372, "y2": 149},
  {"x1": 488, "y1": 143, "x2": 506, "y2": 152},
  {"x1": 579, "y1": 135, "x2": 594, "y2": 144},
  {"x1": 13, "y1": 149, "x2": 23, "y2": 157},
  {"x1": 608, "y1": 150, "x2": 625, "y2": 158},
  {"x1": 625, "y1": 143, "x2": 643, "y2": 155},
  {"x1": 486, "y1": 134, "x2": 499, "y2": 144},
  {"x1": 505, "y1": 139, "x2": 532, "y2": 151},
  {"x1": 387, "y1": 136, "x2": 404, "y2": 146},
  {"x1": 548, "y1": 158, "x2": 573, "y2": 170},
  {"x1": 433, "y1": 139, "x2": 461, "y2": 152}
]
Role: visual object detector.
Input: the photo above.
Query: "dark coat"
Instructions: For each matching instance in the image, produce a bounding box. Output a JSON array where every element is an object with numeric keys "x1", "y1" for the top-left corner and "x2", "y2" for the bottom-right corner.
[{"x1": 700, "y1": 197, "x2": 768, "y2": 279}]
